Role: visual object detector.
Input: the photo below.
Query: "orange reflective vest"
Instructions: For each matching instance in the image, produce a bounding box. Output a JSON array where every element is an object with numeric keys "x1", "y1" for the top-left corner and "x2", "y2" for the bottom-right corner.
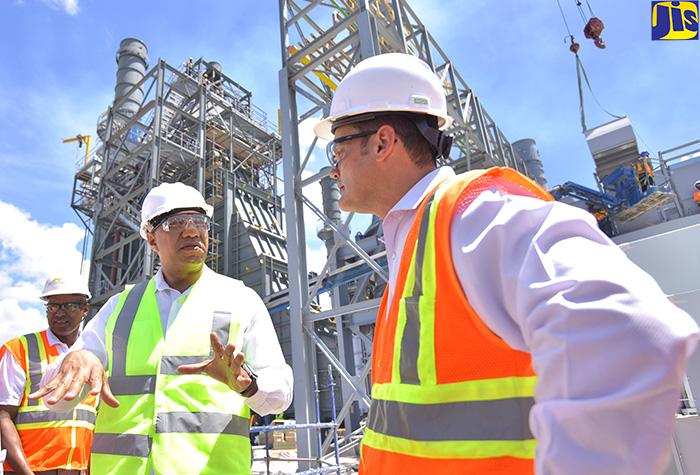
[
  {"x1": 636, "y1": 158, "x2": 654, "y2": 177},
  {"x1": 360, "y1": 168, "x2": 554, "y2": 475},
  {"x1": 694, "y1": 190, "x2": 700, "y2": 203},
  {"x1": 1, "y1": 330, "x2": 98, "y2": 472}
]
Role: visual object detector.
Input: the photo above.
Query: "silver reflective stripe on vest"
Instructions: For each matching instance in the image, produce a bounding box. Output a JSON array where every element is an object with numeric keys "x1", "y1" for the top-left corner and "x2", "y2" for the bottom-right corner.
[
  {"x1": 109, "y1": 282, "x2": 149, "y2": 395},
  {"x1": 367, "y1": 397, "x2": 534, "y2": 442},
  {"x1": 24, "y1": 333, "x2": 42, "y2": 407},
  {"x1": 108, "y1": 374, "x2": 156, "y2": 396},
  {"x1": 399, "y1": 192, "x2": 436, "y2": 385},
  {"x1": 159, "y1": 356, "x2": 208, "y2": 375},
  {"x1": 211, "y1": 311, "x2": 230, "y2": 349},
  {"x1": 155, "y1": 412, "x2": 249, "y2": 437},
  {"x1": 111, "y1": 282, "x2": 148, "y2": 377},
  {"x1": 91, "y1": 432, "x2": 152, "y2": 457},
  {"x1": 15, "y1": 408, "x2": 97, "y2": 425}
]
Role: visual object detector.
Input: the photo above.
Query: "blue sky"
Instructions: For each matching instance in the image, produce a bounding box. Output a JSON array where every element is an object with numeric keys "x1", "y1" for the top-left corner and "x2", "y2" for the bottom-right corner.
[{"x1": 1, "y1": 0, "x2": 698, "y2": 345}]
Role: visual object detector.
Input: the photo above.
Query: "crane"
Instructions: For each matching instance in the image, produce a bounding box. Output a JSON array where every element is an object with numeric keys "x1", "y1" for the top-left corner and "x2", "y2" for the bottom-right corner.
[{"x1": 62, "y1": 134, "x2": 91, "y2": 166}]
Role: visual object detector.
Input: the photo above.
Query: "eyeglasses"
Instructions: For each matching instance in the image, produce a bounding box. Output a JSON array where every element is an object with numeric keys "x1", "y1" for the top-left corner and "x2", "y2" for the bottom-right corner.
[
  {"x1": 46, "y1": 302, "x2": 87, "y2": 313},
  {"x1": 326, "y1": 130, "x2": 378, "y2": 167},
  {"x1": 159, "y1": 214, "x2": 210, "y2": 233}
]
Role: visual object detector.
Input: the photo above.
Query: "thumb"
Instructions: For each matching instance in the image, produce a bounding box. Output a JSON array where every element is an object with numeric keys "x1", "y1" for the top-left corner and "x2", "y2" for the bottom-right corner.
[
  {"x1": 101, "y1": 375, "x2": 121, "y2": 408},
  {"x1": 177, "y1": 359, "x2": 212, "y2": 375}
]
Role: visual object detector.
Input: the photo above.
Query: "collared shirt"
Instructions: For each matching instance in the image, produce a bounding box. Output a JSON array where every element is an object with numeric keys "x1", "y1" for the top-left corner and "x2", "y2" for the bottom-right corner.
[
  {"x1": 0, "y1": 328, "x2": 72, "y2": 405},
  {"x1": 46, "y1": 266, "x2": 292, "y2": 417},
  {"x1": 382, "y1": 166, "x2": 699, "y2": 475}
]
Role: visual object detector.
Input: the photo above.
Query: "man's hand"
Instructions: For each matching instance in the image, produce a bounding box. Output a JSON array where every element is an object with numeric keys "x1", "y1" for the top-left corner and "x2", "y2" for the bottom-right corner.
[
  {"x1": 177, "y1": 332, "x2": 254, "y2": 395},
  {"x1": 27, "y1": 350, "x2": 120, "y2": 408}
]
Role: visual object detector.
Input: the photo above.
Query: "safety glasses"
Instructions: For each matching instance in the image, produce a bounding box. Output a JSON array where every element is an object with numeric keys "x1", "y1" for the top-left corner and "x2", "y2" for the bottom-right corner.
[
  {"x1": 160, "y1": 213, "x2": 210, "y2": 233},
  {"x1": 45, "y1": 302, "x2": 87, "y2": 313},
  {"x1": 326, "y1": 130, "x2": 378, "y2": 167}
]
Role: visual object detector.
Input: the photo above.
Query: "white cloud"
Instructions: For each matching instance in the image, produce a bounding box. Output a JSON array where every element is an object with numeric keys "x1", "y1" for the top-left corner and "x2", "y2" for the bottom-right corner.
[
  {"x1": 0, "y1": 299, "x2": 46, "y2": 347},
  {"x1": 43, "y1": 0, "x2": 79, "y2": 15},
  {"x1": 0, "y1": 201, "x2": 87, "y2": 282},
  {"x1": 0, "y1": 199, "x2": 89, "y2": 345}
]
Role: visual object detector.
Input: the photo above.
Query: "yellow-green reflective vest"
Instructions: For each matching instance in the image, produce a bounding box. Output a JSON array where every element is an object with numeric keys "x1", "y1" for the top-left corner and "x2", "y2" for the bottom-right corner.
[{"x1": 91, "y1": 275, "x2": 252, "y2": 475}]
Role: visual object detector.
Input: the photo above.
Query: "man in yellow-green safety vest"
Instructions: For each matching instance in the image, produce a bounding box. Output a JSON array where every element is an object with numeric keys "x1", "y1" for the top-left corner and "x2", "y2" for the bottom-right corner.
[{"x1": 29, "y1": 182, "x2": 293, "y2": 475}]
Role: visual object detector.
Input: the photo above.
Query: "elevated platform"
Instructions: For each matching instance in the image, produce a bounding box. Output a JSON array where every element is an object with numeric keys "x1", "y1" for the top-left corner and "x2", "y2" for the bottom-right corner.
[{"x1": 613, "y1": 189, "x2": 676, "y2": 223}]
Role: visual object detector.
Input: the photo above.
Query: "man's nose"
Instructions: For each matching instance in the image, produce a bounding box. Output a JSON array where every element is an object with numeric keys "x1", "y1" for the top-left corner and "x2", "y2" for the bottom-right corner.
[{"x1": 182, "y1": 218, "x2": 200, "y2": 235}]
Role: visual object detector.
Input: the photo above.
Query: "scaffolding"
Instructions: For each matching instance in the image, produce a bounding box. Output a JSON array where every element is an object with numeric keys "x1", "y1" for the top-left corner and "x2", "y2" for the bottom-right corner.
[{"x1": 278, "y1": 0, "x2": 536, "y2": 467}]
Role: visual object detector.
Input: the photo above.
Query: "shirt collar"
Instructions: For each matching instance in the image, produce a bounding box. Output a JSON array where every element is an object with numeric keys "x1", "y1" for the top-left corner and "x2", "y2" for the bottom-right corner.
[
  {"x1": 153, "y1": 265, "x2": 211, "y2": 294},
  {"x1": 386, "y1": 166, "x2": 456, "y2": 217},
  {"x1": 46, "y1": 327, "x2": 77, "y2": 347}
]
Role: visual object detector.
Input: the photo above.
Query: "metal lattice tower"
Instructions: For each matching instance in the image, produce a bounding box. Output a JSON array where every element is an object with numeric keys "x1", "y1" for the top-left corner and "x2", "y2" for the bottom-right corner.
[
  {"x1": 278, "y1": 0, "x2": 535, "y2": 465},
  {"x1": 72, "y1": 39, "x2": 287, "y2": 314}
]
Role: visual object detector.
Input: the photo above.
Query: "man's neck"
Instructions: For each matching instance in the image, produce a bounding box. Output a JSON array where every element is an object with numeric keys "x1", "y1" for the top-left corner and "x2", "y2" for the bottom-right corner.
[
  {"x1": 377, "y1": 163, "x2": 437, "y2": 220},
  {"x1": 58, "y1": 333, "x2": 79, "y2": 347},
  {"x1": 161, "y1": 264, "x2": 204, "y2": 293}
]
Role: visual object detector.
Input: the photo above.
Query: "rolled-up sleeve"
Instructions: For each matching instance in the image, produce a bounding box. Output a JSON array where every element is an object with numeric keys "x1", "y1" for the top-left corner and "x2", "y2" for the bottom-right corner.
[{"x1": 450, "y1": 190, "x2": 698, "y2": 474}]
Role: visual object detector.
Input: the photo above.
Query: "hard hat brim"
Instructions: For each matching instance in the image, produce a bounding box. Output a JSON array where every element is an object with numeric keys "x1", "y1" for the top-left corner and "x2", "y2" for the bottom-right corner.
[
  {"x1": 40, "y1": 289, "x2": 91, "y2": 301},
  {"x1": 314, "y1": 110, "x2": 452, "y2": 141}
]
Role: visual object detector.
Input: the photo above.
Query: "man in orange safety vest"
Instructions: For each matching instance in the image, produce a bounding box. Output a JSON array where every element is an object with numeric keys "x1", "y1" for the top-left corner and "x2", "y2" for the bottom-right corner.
[
  {"x1": 314, "y1": 52, "x2": 698, "y2": 475},
  {"x1": 0, "y1": 274, "x2": 97, "y2": 475}
]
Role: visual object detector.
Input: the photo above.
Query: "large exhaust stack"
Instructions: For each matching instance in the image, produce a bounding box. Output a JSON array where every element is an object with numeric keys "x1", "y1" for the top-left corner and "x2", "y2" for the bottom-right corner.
[{"x1": 114, "y1": 38, "x2": 149, "y2": 119}]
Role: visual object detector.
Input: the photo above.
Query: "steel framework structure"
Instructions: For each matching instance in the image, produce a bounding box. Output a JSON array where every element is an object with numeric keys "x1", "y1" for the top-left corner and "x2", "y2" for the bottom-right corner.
[
  {"x1": 278, "y1": 0, "x2": 535, "y2": 464},
  {"x1": 72, "y1": 55, "x2": 287, "y2": 312}
]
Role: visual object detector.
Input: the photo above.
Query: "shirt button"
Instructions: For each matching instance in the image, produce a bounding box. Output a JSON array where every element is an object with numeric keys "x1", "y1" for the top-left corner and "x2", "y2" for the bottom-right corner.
[{"x1": 391, "y1": 252, "x2": 396, "y2": 259}]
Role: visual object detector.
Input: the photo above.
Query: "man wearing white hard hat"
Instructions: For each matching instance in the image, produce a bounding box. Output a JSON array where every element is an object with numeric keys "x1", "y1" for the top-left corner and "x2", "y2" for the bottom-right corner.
[
  {"x1": 0, "y1": 274, "x2": 97, "y2": 475},
  {"x1": 30, "y1": 182, "x2": 293, "y2": 475},
  {"x1": 314, "y1": 52, "x2": 698, "y2": 474}
]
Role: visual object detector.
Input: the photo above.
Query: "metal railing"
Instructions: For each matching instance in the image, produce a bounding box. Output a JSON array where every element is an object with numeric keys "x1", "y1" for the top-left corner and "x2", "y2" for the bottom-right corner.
[{"x1": 250, "y1": 366, "x2": 345, "y2": 475}]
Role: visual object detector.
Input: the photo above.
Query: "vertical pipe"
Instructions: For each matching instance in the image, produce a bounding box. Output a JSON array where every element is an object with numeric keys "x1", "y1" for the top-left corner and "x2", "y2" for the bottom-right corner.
[
  {"x1": 314, "y1": 375, "x2": 323, "y2": 468},
  {"x1": 328, "y1": 365, "x2": 341, "y2": 475}
]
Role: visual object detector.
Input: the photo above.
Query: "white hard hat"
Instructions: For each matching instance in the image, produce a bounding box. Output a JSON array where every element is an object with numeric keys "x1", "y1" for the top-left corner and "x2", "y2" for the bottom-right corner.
[
  {"x1": 40, "y1": 273, "x2": 91, "y2": 301},
  {"x1": 139, "y1": 182, "x2": 213, "y2": 239},
  {"x1": 314, "y1": 53, "x2": 453, "y2": 141}
]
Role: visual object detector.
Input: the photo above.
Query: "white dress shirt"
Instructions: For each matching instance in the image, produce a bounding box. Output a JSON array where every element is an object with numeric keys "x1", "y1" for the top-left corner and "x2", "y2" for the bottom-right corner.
[
  {"x1": 46, "y1": 266, "x2": 292, "y2": 417},
  {"x1": 382, "y1": 166, "x2": 699, "y2": 475},
  {"x1": 0, "y1": 328, "x2": 72, "y2": 405}
]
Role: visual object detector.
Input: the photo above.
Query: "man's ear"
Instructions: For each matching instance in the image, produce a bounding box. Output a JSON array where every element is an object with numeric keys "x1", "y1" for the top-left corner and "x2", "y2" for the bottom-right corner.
[
  {"x1": 146, "y1": 232, "x2": 159, "y2": 252},
  {"x1": 375, "y1": 125, "x2": 397, "y2": 161}
]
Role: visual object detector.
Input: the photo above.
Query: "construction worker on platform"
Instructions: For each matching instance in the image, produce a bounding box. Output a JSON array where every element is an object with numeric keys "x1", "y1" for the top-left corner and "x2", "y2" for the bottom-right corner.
[
  {"x1": 313, "y1": 53, "x2": 698, "y2": 475},
  {"x1": 0, "y1": 274, "x2": 97, "y2": 475},
  {"x1": 29, "y1": 183, "x2": 293, "y2": 475},
  {"x1": 694, "y1": 180, "x2": 700, "y2": 209},
  {"x1": 637, "y1": 150, "x2": 655, "y2": 192}
]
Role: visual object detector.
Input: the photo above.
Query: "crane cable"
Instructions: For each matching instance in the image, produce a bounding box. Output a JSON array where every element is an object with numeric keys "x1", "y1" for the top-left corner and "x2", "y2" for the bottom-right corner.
[
  {"x1": 557, "y1": 0, "x2": 573, "y2": 36},
  {"x1": 556, "y1": 0, "x2": 623, "y2": 131}
]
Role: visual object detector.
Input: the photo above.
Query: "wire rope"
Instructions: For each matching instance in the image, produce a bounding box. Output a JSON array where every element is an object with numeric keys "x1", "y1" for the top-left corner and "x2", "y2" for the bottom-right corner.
[
  {"x1": 574, "y1": 0, "x2": 587, "y2": 24},
  {"x1": 556, "y1": 0, "x2": 573, "y2": 36},
  {"x1": 585, "y1": 0, "x2": 596, "y2": 18}
]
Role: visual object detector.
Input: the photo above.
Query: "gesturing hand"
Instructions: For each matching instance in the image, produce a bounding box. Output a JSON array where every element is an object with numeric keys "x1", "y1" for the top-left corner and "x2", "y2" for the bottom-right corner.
[
  {"x1": 27, "y1": 349, "x2": 120, "y2": 408},
  {"x1": 177, "y1": 332, "x2": 254, "y2": 394}
]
